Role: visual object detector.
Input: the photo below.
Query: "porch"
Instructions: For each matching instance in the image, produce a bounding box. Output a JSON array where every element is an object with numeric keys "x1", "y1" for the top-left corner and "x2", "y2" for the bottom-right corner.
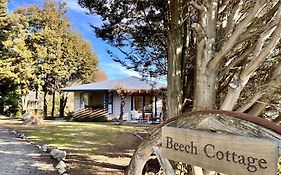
[{"x1": 73, "y1": 91, "x2": 162, "y2": 122}]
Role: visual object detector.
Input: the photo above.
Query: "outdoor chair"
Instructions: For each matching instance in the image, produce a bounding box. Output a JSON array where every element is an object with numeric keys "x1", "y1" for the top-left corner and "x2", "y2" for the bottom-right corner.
[{"x1": 131, "y1": 110, "x2": 142, "y2": 122}]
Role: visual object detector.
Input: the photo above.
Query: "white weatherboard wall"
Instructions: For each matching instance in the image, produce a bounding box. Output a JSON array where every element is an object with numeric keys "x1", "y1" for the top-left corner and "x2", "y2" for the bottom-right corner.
[
  {"x1": 108, "y1": 94, "x2": 131, "y2": 120},
  {"x1": 156, "y1": 98, "x2": 163, "y2": 117},
  {"x1": 74, "y1": 92, "x2": 81, "y2": 112}
]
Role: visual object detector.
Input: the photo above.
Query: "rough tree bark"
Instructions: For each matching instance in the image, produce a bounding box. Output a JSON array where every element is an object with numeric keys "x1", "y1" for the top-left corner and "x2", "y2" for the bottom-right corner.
[
  {"x1": 35, "y1": 86, "x2": 38, "y2": 114},
  {"x1": 119, "y1": 95, "x2": 125, "y2": 125},
  {"x1": 59, "y1": 92, "x2": 68, "y2": 118},
  {"x1": 42, "y1": 85, "x2": 48, "y2": 118},
  {"x1": 192, "y1": 0, "x2": 218, "y2": 111},
  {"x1": 166, "y1": 0, "x2": 184, "y2": 119},
  {"x1": 51, "y1": 91, "x2": 55, "y2": 117}
]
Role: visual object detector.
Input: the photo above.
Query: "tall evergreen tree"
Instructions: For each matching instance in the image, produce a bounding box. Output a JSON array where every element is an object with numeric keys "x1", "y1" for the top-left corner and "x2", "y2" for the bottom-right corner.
[
  {"x1": 1, "y1": 0, "x2": 99, "y2": 116},
  {"x1": 79, "y1": 0, "x2": 281, "y2": 120},
  {"x1": 0, "y1": 0, "x2": 24, "y2": 114},
  {"x1": 14, "y1": 1, "x2": 98, "y2": 117}
]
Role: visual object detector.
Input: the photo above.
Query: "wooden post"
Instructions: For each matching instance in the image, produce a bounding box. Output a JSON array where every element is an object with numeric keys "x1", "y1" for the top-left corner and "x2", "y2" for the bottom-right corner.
[
  {"x1": 127, "y1": 110, "x2": 281, "y2": 175},
  {"x1": 152, "y1": 146, "x2": 175, "y2": 175}
]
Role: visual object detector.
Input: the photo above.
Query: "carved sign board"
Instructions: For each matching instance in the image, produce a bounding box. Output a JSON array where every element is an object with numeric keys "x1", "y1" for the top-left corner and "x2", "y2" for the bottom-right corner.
[{"x1": 162, "y1": 126, "x2": 278, "y2": 175}]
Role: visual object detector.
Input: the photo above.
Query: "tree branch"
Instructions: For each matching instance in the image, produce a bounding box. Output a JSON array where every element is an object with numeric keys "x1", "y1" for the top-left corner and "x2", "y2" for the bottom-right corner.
[
  {"x1": 236, "y1": 60, "x2": 281, "y2": 112},
  {"x1": 191, "y1": 23, "x2": 205, "y2": 40},
  {"x1": 236, "y1": 22, "x2": 278, "y2": 45},
  {"x1": 236, "y1": 2, "x2": 281, "y2": 45},
  {"x1": 219, "y1": 44, "x2": 254, "y2": 78},
  {"x1": 240, "y1": 23, "x2": 281, "y2": 79},
  {"x1": 190, "y1": 1, "x2": 207, "y2": 13},
  {"x1": 247, "y1": 96, "x2": 270, "y2": 116},
  {"x1": 236, "y1": 92, "x2": 265, "y2": 112},
  {"x1": 224, "y1": 1, "x2": 243, "y2": 37},
  {"x1": 208, "y1": 0, "x2": 267, "y2": 71},
  {"x1": 218, "y1": 0, "x2": 232, "y2": 14},
  {"x1": 247, "y1": 1, "x2": 281, "y2": 31}
]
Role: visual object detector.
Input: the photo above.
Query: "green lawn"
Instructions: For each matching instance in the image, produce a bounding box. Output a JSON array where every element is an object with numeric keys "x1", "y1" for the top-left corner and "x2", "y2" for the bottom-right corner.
[{"x1": 0, "y1": 117, "x2": 150, "y2": 175}]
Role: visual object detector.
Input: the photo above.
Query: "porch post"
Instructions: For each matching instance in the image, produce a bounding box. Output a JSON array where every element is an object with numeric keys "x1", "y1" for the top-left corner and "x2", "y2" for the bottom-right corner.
[
  {"x1": 131, "y1": 96, "x2": 134, "y2": 110},
  {"x1": 154, "y1": 96, "x2": 157, "y2": 118},
  {"x1": 142, "y1": 96, "x2": 145, "y2": 120},
  {"x1": 104, "y1": 92, "x2": 107, "y2": 111}
]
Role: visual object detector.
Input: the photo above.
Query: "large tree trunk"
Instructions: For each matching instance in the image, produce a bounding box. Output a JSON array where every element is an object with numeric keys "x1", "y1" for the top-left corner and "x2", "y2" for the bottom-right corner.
[
  {"x1": 21, "y1": 94, "x2": 28, "y2": 113},
  {"x1": 161, "y1": 92, "x2": 168, "y2": 121},
  {"x1": 166, "y1": 0, "x2": 186, "y2": 119},
  {"x1": 192, "y1": 0, "x2": 218, "y2": 111},
  {"x1": 59, "y1": 92, "x2": 67, "y2": 118},
  {"x1": 119, "y1": 95, "x2": 125, "y2": 125},
  {"x1": 43, "y1": 88, "x2": 48, "y2": 118},
  {"x1": 51, "y1": 91, "x2": 55, "y2": 117},
  {"x1": 193, "y1": 66, "x2": 218, "y2": 110},
  {"x1": 20, "y1": 87, "x2": 28, "y2": 114},
  {"x1": 35, "y1": 86, "x2": 38, "y2": 114}
]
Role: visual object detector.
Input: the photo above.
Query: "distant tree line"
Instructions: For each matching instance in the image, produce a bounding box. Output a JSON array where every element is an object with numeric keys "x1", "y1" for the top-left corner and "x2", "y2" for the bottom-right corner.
[{"x1": 0, "y1": 0, "x2": 99, "y2": 117}]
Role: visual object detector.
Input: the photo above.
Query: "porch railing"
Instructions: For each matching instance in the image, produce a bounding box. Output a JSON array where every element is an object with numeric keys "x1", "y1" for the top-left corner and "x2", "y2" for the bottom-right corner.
[{"x1": 73, "y1": 106, "x2": 108, "y2": 122}]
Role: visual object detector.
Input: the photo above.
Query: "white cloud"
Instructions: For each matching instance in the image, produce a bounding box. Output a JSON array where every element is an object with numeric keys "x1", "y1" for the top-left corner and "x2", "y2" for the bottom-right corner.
[
  {"x1": 100, "y1": 62, "x2": 141, "y2": 79},
  {"x1": 56, "y1": 0, "x2": 88, "y2": 13},
  {"x1": 63, "y1": 0, "x2": 87, "y2": 13}
]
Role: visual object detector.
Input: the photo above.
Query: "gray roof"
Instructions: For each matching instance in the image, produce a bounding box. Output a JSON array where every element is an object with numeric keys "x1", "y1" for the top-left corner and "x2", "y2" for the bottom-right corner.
[{"x1": 61, "y1": 76, "x2": 166, "y2": 92}]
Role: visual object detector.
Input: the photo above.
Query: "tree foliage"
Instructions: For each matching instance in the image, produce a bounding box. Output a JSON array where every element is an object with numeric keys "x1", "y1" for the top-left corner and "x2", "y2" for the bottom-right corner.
[
  {"x1": 0, "y1": 0, "x2": 21, "y2": 115},
  {"x1": 79, "y1": 0, "x2": 281, "y2": 120},
  {"x1": 78, "y1": 0, "x2": 167, "y2": 78},
  {"x1": 93, "y1": 69, "x2": 108, "y2": 82},
  {"x1": 0, "y1": 0, "x2": 99, "y2": 116}
]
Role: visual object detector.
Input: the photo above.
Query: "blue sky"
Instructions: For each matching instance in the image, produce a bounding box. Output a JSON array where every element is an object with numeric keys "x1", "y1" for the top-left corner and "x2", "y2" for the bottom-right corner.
[{"x1": 8, "y1": 0, "x2": 140, "y2": 80}]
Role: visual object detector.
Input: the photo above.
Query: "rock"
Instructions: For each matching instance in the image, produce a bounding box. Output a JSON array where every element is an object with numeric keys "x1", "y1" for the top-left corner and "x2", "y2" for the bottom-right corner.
[
  {"x1": 21, "y1": 135, "x2": 27, "y2": 140},
  {"x1": 50, "y1": 149, "x2": 67, "y2": 161},
  {"x1": 10, "y1": 130, "x2": 17, "y2": 135},
  {"x1": 22, "y1": 112, "x2": 31, "y2": 121},
  {"x1": 55, "y1": 161, "x2": 67, "y2": 169},
  {"x1": 36, "y1": 145, "x2": 42, "y2": 149},
  {"x1": 58, "y1": 167, "x2": 67, "y2": 175},
  {"x1": 16, "y1": 132, "x2": 27, "y2": 140},
  {"x1": 42, "y1": 144, "x2": 48, "y2": 152},
  {"x1": 22, "y1": 112, "x2": 43, "y2": 125},
  {"x1": 17, "y1": 133, "x2": 25, "y2": 138}
]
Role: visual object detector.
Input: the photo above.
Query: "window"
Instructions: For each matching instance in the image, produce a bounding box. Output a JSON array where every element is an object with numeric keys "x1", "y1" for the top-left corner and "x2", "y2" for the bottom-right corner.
[
  {"x1": 80, "y1": 93, "x2": 84, "y2": 108},
  {"x1": 134, "y1": 96, "x2": 143, "y2": 112},
  {"x1": 144, "y1": 96, "x2": 153, "y2": 113},
  {"x1": 134, "y1": 95, "x2": 153, "y2": 113}
]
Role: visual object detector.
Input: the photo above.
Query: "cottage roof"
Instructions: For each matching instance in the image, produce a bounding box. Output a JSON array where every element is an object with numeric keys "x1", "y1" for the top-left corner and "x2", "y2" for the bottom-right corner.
[{"x1": 61, "y1": 76, "x2": 166, "y2": 92}]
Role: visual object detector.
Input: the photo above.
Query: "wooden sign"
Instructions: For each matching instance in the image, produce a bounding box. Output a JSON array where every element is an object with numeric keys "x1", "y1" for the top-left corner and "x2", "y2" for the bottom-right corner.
[{"x1": 162, "y1": 126, "x2": 278, "y2": 175}]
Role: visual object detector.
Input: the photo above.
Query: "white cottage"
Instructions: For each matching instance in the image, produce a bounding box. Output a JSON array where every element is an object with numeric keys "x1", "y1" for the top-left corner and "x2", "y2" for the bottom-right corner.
[{"x1": 61, "y1": 76, "x2": 166, "y2": 122}]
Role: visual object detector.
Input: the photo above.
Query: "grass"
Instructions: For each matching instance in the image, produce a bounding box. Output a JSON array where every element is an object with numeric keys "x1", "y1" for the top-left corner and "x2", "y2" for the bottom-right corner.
[{"x1": 0, "y1": 116, "x2": 150, "y2": 175}]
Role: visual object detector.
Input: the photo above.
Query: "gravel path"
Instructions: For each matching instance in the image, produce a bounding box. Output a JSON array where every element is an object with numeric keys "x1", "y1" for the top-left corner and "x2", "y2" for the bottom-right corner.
[{"x1": 0, "y1": 127, "x2": 57, "y2": 175}]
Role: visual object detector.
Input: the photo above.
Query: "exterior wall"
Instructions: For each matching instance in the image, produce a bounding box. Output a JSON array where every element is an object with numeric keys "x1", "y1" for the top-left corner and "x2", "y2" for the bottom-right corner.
[
  {"x1": 108, "y1": 94, "x2": 163, "y2": 120},
  {"x1": 108, "y1": 94, "x2": 131, "y2": 120},
  {"x1": 74, "y1": 92, "x2": 81, "y2": 112},
  {"x1": 73, "y1": 91, "x2": 163, "y2": 121},
  {"x1": 156, "y1": 98, "x2": 163, "y2": 117}
]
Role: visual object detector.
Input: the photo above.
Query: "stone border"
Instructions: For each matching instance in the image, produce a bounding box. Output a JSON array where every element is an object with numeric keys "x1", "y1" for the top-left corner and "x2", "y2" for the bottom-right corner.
[{"x1": 9, "y1": 129, "x2": 70, "y2": 175}]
